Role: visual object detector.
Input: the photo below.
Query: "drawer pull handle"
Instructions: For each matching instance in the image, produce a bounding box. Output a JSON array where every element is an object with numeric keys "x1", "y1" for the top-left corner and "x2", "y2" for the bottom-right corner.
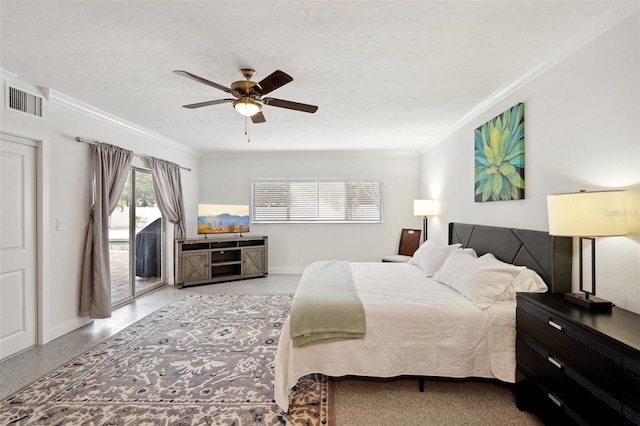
[
  {"x1": 548, "y1": 320, "x2": 563, "y2": 331},
  {"x1": 548, "y1": 356, "x2": 563, "y2": 369},
  {"x1": 548, "y1": 393, "x2": 563, "y2": 407}
]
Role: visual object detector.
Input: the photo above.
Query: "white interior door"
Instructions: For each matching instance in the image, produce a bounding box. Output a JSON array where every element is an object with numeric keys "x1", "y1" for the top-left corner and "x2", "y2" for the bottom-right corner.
[{"x1": 0, "y1": 136, "x2": 37, "y2": 360}]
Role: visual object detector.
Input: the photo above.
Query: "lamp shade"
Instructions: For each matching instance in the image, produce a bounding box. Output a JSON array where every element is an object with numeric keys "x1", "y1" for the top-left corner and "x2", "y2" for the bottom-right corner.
[
  {"x1": 414, "y1": 199, "x2": 437, "y2": 216},
  {"x1": 547, "y1": 190, "x2": 627, "y2": 237},
  {"x1": 233, "y1": 97, "x2": 261, "y2": 116}
]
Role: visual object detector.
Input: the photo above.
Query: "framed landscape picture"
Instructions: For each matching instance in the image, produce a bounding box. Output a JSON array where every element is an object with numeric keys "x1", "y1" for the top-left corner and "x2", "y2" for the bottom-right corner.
[{"x1": 474, "y1": 103, "x2": 525, "y2": 202}]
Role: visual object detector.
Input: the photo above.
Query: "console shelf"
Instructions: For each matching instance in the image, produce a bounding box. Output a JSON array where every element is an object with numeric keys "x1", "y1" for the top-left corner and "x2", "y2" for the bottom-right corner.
[{"x1": 175, "y1": 235, "x2": 268, "y2": 288}]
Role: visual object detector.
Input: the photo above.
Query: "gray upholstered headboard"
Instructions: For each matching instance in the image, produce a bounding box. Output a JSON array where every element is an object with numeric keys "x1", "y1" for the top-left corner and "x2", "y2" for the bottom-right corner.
[{"x1": 448, "y1": 222, "x2": 572, "y2": 293}]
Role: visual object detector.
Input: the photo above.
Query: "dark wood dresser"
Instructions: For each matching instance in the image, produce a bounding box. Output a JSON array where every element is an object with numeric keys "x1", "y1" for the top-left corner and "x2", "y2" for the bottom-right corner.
[{"x1": 516, "y1": 292, "x2": 640, "y2": 425}]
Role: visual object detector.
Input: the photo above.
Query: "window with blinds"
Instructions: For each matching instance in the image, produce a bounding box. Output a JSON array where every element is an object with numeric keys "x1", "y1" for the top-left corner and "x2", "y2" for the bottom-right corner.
[{"x1": 252, "y1": 180, "x2": 383, "y2": 223}]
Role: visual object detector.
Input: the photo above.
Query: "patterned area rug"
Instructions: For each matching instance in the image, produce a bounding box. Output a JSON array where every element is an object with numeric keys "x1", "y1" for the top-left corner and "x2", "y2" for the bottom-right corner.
[{"x1": 1, "y1": 294, "x2": 331, "y2": 425}]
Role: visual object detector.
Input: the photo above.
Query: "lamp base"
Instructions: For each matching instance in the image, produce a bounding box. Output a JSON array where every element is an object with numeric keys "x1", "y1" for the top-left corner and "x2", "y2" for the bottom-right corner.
[{"x1": 564, "y1": 293, "x2": 612, "y2": 313}]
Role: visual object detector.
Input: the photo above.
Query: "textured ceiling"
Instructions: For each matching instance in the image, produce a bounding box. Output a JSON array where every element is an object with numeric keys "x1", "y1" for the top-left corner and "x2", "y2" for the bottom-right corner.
[{"x1": 1, "y1": 1, "x2": 637, "y2": 154}]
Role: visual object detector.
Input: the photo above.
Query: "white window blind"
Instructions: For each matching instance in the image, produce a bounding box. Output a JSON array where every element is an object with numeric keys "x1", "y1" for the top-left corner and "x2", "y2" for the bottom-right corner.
[{"x1": 252, "y1": 180, "x2": 383, "y2": 223}]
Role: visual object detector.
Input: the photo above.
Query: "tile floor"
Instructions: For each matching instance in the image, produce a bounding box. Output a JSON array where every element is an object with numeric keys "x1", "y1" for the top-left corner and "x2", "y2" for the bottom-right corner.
[{"x1": 0, "y1": 274, "x2": 300, "y2": 399}]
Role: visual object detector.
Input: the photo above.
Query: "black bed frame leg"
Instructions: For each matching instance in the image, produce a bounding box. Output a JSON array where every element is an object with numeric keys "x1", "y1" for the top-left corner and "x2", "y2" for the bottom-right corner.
[{"x1": 419, "y1": 377, "x2": 425, "y2": 392}]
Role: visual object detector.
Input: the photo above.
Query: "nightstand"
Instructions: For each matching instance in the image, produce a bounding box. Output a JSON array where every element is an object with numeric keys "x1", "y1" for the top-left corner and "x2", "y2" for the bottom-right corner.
[{"x1": 516, "y1": 292, "x2": 640, "y2": 425}]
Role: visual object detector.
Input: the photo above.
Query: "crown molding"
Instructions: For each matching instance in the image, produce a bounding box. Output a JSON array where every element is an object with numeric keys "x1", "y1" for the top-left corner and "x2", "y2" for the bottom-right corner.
[
  {"x1": 48, "y1": 90, "x2": 202, "y2": 157},
  {"x1": 417, "y1": 4, "x2": 640, "y2": 154},
  {"x1": 200, "y1": 149, "x2": 419, "y2": 159},
  {"x1": 1, "y1": 69, "x2": 49, "y2": 99},
  {"x1": 0, "y1": 68, "x2": 19, "y2": 81}
]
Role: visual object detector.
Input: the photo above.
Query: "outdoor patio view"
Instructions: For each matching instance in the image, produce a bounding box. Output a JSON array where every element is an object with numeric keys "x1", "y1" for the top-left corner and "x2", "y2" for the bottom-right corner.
[{"x1": 109, "y1": 169, "x2": 164, "y2": 307}]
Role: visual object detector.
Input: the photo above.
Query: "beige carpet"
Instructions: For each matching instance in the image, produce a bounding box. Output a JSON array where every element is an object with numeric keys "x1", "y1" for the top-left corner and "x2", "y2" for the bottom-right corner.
[{"x1": 333, "y1": 376, "x2": 543, "y2": 425}]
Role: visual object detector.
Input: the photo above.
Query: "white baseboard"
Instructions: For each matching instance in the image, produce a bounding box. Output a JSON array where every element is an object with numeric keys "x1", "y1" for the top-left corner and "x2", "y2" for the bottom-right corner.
[
  {"x1": 43, "y1": 317, "x2": 93, "y2": 345},
  {"x1": 268, "y1": 267, "x2": 305, "y2": 275}
]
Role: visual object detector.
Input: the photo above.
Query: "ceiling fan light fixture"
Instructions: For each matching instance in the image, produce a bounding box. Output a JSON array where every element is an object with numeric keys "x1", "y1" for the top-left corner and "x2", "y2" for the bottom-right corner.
[{"x1": 233, "y1": 97, "x2": 261, "y2": 117}]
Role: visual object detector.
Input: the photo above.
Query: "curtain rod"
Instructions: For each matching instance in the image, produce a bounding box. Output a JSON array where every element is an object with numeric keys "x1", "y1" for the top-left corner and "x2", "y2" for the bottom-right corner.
[{"x1": 74, "y1": 137, "x2": 192, "y2": 172}]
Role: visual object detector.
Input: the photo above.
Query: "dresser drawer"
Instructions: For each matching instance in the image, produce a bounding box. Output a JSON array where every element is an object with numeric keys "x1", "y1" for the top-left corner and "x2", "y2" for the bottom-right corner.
[
  {"x1": 624, "y1": 349, "x2": 640, "y2": 424},
  {"x1": 517, "y1": 362, "x2": 619, "y2": 426},
  {"x1": 517, "y1": 304, "x2": 621, "y2": 394},
  {"x1": 516, "y1": 366, "x2": 577, "y2": 425},
  {"x1": 516, "y1": 293, "x2": 640, "y2": 426},
  {"x1": 517, "y1": 335, "x2": 622, "y2": 422}
]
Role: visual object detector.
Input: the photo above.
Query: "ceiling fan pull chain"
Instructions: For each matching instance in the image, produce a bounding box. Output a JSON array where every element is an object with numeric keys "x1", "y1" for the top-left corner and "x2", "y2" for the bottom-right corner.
[{"x1": 245, "y1": 114, "x2": 251, "y2": 143}]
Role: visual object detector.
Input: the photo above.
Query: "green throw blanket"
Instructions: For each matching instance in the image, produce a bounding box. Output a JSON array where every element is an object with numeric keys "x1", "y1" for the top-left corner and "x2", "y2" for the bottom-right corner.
[{"x1": 290, "y1": 260, "x2": 366, "y2": 347}]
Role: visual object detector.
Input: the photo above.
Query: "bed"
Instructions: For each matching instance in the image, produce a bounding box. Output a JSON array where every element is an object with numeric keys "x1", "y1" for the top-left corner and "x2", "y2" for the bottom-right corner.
[{"x1": 274, "y1": 222, "x2": 572, "y2": 410}]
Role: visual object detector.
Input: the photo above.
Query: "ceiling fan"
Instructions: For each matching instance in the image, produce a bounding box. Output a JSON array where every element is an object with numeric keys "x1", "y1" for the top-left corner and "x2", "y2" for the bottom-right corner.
[{"x1": 173, "y1": 68, "x2": 318, "y2": 123}]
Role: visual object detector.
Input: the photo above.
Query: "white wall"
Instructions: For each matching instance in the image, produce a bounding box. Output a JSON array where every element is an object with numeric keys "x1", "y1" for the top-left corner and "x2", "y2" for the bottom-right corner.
[
  {"x1": 0, "y1": 80, "x2": 200, "y2": 343},
  {"x1": 199, "y1": 152, "x2": 420, "y2": 273},
  {"x1": 419, "y1": 13, "x2": 640, "y2": 313}
]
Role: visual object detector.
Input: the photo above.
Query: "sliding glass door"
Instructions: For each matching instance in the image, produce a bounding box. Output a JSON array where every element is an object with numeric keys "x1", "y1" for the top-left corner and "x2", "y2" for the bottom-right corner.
[{"x1": 109, "y1": 168, "x2": 164, "y2": 307}]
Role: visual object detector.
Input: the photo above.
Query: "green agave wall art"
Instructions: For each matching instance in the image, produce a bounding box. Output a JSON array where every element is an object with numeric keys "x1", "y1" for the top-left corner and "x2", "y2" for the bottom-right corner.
[{"x1": 474, "y1": 103, "x2": 525, "y2": 202}]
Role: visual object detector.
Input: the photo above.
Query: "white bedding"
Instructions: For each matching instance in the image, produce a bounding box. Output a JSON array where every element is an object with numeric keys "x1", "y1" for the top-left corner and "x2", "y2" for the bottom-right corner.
[{"x1": 274, "y1": 262, "x2": 516, "y2": 410}]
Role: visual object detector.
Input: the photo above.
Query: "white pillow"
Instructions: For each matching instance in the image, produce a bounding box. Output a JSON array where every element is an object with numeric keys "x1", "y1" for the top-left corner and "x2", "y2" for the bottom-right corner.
[
  {"x1": 496, "y1": 268, "x2": 548, "y2": 301},
  {"x1": 435, "y1": 252, "x2": 524, "y2": 309},
  {"x1": 407, "y1": 241, "x2": 462, "y2": 277},
  {"x1": 431, "y1": 248, "x2": 478, "y2": 283}
]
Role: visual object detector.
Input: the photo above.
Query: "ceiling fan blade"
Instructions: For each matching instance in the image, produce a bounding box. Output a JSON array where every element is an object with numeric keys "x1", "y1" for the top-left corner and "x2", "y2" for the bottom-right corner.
[
  {"x1": 255, "y1": 70, "x2": 293, "y2": 95},
  {"x1": 263, "y1": 97, "x2": 318, "y2": 113},
  {"x1": 182, "y1": 99, "x2": 234, "y2": 109},
  {"x1": 174, "y1": 70, "x2": 234, "y2": 94},
  {"x1": 251, "y1": 111, "x2": 266, "y2": 123}
]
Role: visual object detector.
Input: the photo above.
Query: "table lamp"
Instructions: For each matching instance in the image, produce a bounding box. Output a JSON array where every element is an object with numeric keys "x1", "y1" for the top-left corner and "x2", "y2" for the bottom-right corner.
[
  {"x1": 414, "y1": 199, "x2": 437, "y2": 243},
  {"x1": 547, "y1": 190, "x2": 627, "y2": 312}
]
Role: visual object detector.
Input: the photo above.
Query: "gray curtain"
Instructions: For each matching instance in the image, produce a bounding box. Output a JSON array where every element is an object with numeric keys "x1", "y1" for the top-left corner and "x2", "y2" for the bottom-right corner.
[
  {"x1": 146, "y1": 157, "x2": 186, "y2": 239},
  {"x1": 80, "y1": 143, "x2": 133, "y2": 319}
]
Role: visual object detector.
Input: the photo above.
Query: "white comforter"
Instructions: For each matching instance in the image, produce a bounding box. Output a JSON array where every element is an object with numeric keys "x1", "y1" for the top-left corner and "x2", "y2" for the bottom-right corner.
[{"x1": 274, "y1": 262, "x2": 516, "y2": 410}]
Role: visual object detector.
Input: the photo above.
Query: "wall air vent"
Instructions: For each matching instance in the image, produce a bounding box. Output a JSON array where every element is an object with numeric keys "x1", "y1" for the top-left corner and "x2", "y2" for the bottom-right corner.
[{"x1": 6, "y1": 85, "x2": 43, "y2": 117}]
